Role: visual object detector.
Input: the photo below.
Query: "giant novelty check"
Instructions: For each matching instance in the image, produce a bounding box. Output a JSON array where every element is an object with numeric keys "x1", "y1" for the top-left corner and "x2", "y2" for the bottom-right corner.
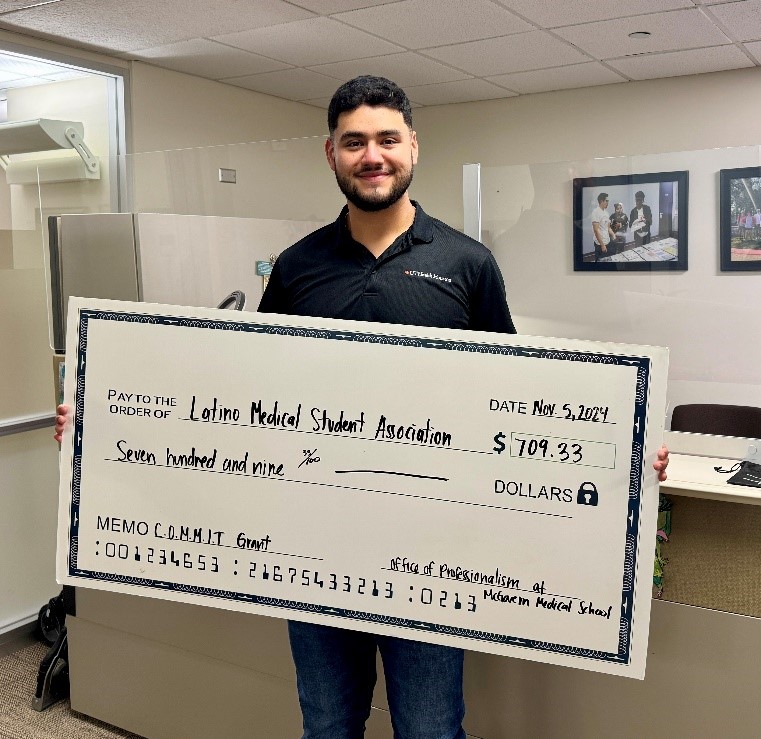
[{"x1": 58, "y1": 298, "x2": 668, "y2": 678}]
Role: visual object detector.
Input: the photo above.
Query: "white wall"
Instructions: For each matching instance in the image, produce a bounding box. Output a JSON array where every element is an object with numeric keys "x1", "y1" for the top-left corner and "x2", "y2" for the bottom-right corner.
[
  {"x1": 126, "y1": 63, "x2": 336, "y2": 222},
  {"x1": 413, "y1": 68, "x2": 761, "y2": 228},
  {"x1": 129, "y1": 62, "x2": 325, "y2": 152},
  {"x1": 412, "y1": 68, "x2": 761, "y2": 417}
]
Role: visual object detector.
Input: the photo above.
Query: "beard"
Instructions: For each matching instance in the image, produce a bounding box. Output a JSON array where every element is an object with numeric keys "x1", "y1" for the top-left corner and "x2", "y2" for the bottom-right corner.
[{"x1": 334, "y1": 162, "x2": 414, "y2": 213}]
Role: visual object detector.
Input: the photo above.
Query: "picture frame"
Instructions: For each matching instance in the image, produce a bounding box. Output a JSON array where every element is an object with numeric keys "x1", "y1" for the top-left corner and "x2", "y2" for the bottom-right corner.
[
  {"x1": 573, "y1": 171, "x2": 689, "y2": 271},
  {"x1": 719, "y1": 167, "x2": 761, "y2": 272}
]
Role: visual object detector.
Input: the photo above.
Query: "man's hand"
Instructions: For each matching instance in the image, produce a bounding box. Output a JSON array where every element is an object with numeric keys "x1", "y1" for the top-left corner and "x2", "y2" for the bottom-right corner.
[
  {"x1": 653, "y1": 444, "x2": 669, "y2": 482},
  {"x1": 54, "y1": 404, "x2": 71, "y2": 444}
]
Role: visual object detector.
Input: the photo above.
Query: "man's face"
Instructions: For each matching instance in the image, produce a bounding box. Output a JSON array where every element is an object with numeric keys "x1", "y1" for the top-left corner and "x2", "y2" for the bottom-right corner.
[
  {"x1": 325, "y1": 104, "x2": 418, "y2": 212},
  {"x1": 600, "y1": 198, "x2": 609, "y2": 209},
  {"x1": 615, "y1": 204, "x2": 623, "y2": 213}
]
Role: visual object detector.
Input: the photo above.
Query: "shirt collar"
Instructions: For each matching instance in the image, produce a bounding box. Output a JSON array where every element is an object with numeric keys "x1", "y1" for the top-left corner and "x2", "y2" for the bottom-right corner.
[{"x1": 336, "y1": 200, "x2": 435, "y2": 249}]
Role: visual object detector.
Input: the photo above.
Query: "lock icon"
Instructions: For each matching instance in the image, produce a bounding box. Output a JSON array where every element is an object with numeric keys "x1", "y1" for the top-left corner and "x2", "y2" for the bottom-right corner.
[{"x1": 577, "y1": 482, "x2": 599, "y2": 506}]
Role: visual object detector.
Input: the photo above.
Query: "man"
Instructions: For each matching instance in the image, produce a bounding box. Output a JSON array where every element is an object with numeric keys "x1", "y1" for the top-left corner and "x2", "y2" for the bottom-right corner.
[
  {"x1": 258, "y1": 75, "x2": 513, "y2": 739},
  {"x1": 630, "y1": 190, "x2": 653, "y2": 248},
  {"x1": 590, "y1": 192, "x2": 617, "y2": 262},
  {"x1": 258, "y1": 76, "x2": 515, "y2": 334},
  {"x1": 56, "y1": 75, "x2": 669, "y2": 739},
  {"x1": 257, "y1": 76, "x2": 668, "y2": 737}
]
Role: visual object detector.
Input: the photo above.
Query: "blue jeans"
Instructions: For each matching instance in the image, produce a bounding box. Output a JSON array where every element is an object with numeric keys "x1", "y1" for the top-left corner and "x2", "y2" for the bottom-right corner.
[{"x1": 287, "y1": 620, "x2": 466, "y2": 739}]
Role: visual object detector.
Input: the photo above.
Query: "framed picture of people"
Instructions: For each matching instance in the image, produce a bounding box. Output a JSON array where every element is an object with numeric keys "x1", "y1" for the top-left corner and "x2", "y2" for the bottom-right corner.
[
  {"x1": 573, "y1": 171, "x2": 689, "y2": 271},
  {"x1": 719, "y1": 167, "x2": 761, "y2": 272}
]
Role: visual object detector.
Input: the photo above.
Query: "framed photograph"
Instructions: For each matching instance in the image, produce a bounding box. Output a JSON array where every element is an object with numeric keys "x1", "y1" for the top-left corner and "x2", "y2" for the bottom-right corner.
[
  {"x1": 719, "y1": 167, "x2": 761, "y2": 271},
  {"x1": 573, "y1": 171, "x2": 689, "y2": 271}
]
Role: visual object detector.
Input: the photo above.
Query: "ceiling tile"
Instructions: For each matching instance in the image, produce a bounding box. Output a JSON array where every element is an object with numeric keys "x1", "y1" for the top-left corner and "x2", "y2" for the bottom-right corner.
[
  {"x1": 423, "y1": 30, "x2": 589, "y2": 77},
  {"x1": 133, "y1": 39, "x2": 290, "y2": 79},
  {"x1": 0, "y1": 76, "x2": 48, "y2": 89},
  {"x1": 288, "y1": 0, "x2": 403, "y2": 13},
  {"x1": 0, "y1": 0, "x2": 314, "y2": 53},
  {"x1": 607, "y1": 44, "x2": 754, "y2": 79},
  {"x1": 554, "y1": 8, "x2": 731, "y2": 59},
  {"x1": 334, "y1": 0, "x2": 533, "y2": 49},
  {"x1": 212, "y1": 16, "x2": 403, "y2": 66},
  {"x1": 0, "y1": 52, "x2": 69, "y2": 76},
  {"x1": 309, "y1": 52, "x2": 470, "y2": 87},
  {"x1": 495, "y1": 0, "x2": 692, "y2": 28},
  {"x1": 299, "y1": 96, "x2": 333, "y2": 109},
  {"x1": 706, "y1": 1, "x2": 761, "y2": 42},
  {"x1": 405, "y1": 79, "x2": 517, "y2": 105},
  {"x1": 222, "y1": 68, "x2": 342, "y2": 101},
  {"x1": 486, "y1": 62, "x2": 627, "y2": 94},
  {"x1": 0, "y1": 69, "x2": 26, "y2": 83},
  {"x1": 299, "y1": 94, "x2": 423, "y2": 109},
  {"x1": 0, "y1": 0, "x2": 755, "y2": 107},
  {"x1": 744, "y1": 39, "x2": 761, "y2": 61},
  {"x1": 0, "y1": 0, "x2": 58, "y2": 9},
  {"x1": 39, "y1": 69, "x2": 93, "y2": 81}
]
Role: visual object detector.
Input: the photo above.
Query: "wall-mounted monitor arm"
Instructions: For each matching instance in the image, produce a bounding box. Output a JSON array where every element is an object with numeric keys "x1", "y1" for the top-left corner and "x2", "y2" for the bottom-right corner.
[
  {"x1": 0, "y1": 118, "x2": 100, "y2": 179},
  {"x1": 63, "y1": 125, "x2": 99, "y2": 174}
]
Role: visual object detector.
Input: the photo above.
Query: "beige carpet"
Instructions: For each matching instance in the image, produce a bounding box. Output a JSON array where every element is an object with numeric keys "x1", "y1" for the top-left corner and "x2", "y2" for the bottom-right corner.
[{"x1": 0, "y1": 642, "x2": 141, "y2": 739}]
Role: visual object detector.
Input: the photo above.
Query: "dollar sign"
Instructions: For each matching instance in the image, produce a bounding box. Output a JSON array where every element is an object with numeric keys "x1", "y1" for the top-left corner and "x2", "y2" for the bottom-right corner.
[{"x1": 493, "y1": 432, "x2": 506, "y2": 454}]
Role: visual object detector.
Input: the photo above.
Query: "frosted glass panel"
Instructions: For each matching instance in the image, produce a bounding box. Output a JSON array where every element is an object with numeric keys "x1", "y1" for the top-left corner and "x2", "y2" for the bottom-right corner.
[
  {"x1": 124, "y1": 135, "x2": 342, "y2": 221},
  {"x1": 478, "y1": 146, "x2": 761, "y2": 434}
]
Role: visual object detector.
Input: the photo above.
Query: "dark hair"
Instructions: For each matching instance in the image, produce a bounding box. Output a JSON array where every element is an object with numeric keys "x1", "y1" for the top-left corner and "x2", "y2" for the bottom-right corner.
[
  {"x1": 328, "y1": 76, "x2": 413, "y2": 135},
  {"x1": 597, "y1": 192, "x2": 609, "y2": 204},
  {"x1": 635, "y1": 190, "x2": 645, "y2": 200}
]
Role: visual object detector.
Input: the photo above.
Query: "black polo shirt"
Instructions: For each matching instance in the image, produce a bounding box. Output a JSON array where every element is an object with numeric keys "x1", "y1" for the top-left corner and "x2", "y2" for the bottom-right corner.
[{"x1": 258, "y1": 202, "x2": 516, "y2": 334}]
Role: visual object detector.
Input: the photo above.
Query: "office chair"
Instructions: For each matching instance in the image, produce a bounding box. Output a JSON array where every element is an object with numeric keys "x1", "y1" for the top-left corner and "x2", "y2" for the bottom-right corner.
[
  {"x1": 670, "y1": 403, "x2": 761, "y2": 438},
  {"x1": 216, "y1": 290, "x2": 246, "y2": 310}
]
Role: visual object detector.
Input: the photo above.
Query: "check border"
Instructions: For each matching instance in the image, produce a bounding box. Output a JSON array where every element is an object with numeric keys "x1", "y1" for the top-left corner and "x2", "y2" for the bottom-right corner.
[{"x1": 67, "y1": 308, "x2": 651, "y2": 666}]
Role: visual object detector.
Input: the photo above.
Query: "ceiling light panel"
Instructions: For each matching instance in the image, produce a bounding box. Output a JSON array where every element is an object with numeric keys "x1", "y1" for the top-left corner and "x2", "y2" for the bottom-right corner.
[{"x1": 0, "y1": 52, "x2": 67, "y2": 76}]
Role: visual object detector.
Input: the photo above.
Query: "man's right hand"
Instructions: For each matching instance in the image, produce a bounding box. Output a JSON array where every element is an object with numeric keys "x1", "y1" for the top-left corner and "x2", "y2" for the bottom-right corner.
[{"x1": 54, "y1": 404, "x2": 71, "y2": 444}]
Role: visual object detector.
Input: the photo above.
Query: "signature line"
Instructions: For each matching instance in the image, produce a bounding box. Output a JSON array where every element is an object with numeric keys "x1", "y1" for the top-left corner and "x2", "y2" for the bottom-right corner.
[{"x1": 334, "y1": 469, "x2": 449, "y2": 482}]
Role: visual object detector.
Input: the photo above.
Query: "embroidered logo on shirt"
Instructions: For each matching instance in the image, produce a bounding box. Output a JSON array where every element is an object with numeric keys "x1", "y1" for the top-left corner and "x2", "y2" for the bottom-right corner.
[{"x1": 404, "y1": 270, "x2": 452, "y2": 283}]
